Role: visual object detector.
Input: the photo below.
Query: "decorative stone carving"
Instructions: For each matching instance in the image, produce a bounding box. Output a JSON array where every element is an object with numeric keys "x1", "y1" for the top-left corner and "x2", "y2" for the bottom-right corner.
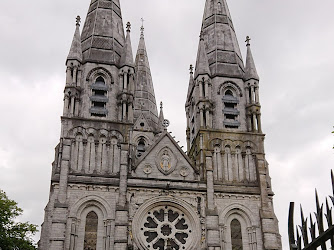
[
  {"x1": 180, "y1": 166, "x2": 190, "y2": 177},
  {"x1": 155, "y1": 147, "x2": 177, "y2": 175},
  {"x1": 143, "y1": 165, "x2": 152, "y2": 175}
]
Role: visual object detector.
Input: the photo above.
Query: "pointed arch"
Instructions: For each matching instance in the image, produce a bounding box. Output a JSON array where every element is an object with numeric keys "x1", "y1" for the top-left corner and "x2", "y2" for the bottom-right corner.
[
  {"x1": 86, "y1": 67, "x2": 114, "y2": 85},
  {"x1": 217, "y1": 81, "x2": 243, "y2": 97}
]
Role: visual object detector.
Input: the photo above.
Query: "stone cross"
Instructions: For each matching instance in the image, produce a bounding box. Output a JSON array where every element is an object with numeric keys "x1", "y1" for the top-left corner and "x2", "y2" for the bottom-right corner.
[
  {"x1": 76, "y1": 16, "x2": 81, "y2": 26},
  {"x1": 126, "y1": 22, "x2": 131, "y2": 32},
  {"x1": 189, "y1": 64, "x2": 194, "y2": 74},
  {"x1": 245, "y1": 36, "x2": 251, "y2": 46}
]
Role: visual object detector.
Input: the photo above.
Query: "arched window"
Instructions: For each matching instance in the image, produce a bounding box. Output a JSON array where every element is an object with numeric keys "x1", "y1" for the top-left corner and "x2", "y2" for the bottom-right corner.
[
  {"x1": 231, "y1": 219, "x2": 243, "y2": 250},
  {"x1": 84, "y1": 211, "x2": 98, "y2": 250},
  {"x1": 136, "y1": 138, "x2": 146, "y2": 158},
  {"x1": 222, "y1": 89, "x2": 240, "y2": 129},
  {"x1": 90, "y1": 76, "x2": 108, "y2": 118}
]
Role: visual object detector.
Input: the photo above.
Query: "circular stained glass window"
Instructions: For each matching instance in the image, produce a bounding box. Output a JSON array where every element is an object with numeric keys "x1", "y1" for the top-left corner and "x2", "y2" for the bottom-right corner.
[
  {"x1": 141, "y1": 205, "x2": 191, "y2": 250},
  {"x1": 133, "y1": 198, "x2": 200, "y2": 250}
]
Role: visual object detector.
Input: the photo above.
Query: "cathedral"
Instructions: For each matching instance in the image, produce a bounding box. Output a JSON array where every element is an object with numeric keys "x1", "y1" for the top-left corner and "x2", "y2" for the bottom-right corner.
[{"x1": 39, "y1": 0, "x2": 282, "y2": 249}]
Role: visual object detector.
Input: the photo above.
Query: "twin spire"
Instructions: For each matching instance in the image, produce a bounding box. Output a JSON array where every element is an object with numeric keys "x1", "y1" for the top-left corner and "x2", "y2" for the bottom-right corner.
[
  {"x1": 134, "y1": 22, "x2": 159, "y2": 131},
  {"x1": 66, "y1": 1, "x2": 159, "y2": 131},
  {"x1": 194, "y1": 0, "x2": 259, "y2": 81}
]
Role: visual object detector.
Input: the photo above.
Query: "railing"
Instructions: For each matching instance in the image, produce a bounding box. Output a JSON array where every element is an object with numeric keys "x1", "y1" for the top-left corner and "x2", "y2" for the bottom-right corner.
[{"x1": 288, "y1": 170, "x2": 334, "y2": 250}]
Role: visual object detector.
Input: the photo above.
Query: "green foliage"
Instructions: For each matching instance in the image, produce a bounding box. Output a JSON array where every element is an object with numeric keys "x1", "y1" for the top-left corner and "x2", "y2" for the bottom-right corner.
[{"x1": 0, "y1": 189, "x2": 38, "y2": 250}]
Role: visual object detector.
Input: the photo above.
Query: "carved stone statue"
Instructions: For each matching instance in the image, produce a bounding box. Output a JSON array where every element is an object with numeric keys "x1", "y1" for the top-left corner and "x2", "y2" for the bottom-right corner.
[{"x1": 160, "y1": 150, "x2": 171, "y2": 171}]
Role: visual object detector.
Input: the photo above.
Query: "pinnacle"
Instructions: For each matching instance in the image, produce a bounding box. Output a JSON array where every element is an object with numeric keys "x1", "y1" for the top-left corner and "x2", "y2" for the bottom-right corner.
[
  {"x1": 194, "y1": 33, "x2": 211, "y2": 78},
  {"x1": 244, "y1": 36, "x2": 260, "y2": 81},
  {"x1": 120, "y1": 22, "x2": 134, "y2": 68},
  {"x1": 67, "y1": 16, "x2": 82, "y2": 63}
]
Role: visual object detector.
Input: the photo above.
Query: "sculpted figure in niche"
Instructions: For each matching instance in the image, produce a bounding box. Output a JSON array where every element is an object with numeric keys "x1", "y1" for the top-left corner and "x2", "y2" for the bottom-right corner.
[{"x1": 160, "y1": 150, "x2": 171, "y2": 171}]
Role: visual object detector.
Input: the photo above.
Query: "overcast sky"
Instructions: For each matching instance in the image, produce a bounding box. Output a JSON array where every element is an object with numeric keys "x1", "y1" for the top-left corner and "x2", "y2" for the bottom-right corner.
[{"x1": 0, "y1": 0, "x2": 333, "y2": 248}]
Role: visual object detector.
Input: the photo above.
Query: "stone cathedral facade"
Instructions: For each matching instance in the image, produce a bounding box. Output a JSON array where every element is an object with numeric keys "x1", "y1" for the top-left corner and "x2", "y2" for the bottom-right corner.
[{"x1": 39, "y1": 0, "x2": 282, "y2": 249}]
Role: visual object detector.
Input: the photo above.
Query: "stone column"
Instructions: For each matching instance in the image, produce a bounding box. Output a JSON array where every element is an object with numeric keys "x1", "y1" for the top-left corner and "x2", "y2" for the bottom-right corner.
[
  {"x1": 247, "y1": 114, "x2": 252, "y2": 132},
  {"x1": 246, "y1": 87, "x2": 250, "y2": 104},
  {"x1": 257, "y1": 113, "x2": 262, "y2": 133},
  {"x1": 257, "y1": 155, "x2": 281, "y2": 249},
  {"x1": 63, "y1": 96, "x2": 69, "y2": 116},
  {"x1": 66, "y1": 67, "x2": 72, "y2": 85},
  {"x1": 206, "y1": 153, "x2": 221, "y2": 250},
  {"x1": 206, "y1": 109, "x2": 211, "y2": 128},
  {"x1": 128, "y1": 102, "x2": 133, "y2": 122},
  {"x1": 58, "y1": 139, "x2": 71, "y2": 203},
  {"x1": 72, "y1": 67, "x2": 78, "y2": 85},
  {"x1": 251, "y1": 86, "x2": 255, "y2": 103},
  {"x1": 49, "y1": 139, "x2": 71, "y2": 250},
  {"x1": 252, "y1": 114, "x2": 257, "y2": 132},
  {"x1": 76, "y1": 69, "x2": 82, "y2": 87},
  {"x1": 114, "y1": 146, "x2": 129, "y2": 250},
  {"x1": 205, "y1": 81, "x2": 209, "y2": 98},
  {"x1": 255, "y1": 87, "x2": 260, "y2": 103},
  {"x1": 123, "y1": 72, "x2": 128, "y2": 90},
  {"x1": 199, "y1": 81, "x2": 203, "y2": 98},
  {"x1": 74, "y1": 99, "x2": 79, "y2": 116},
  {"x1": 70, "y1": 96, "x2": 75, "y2": 116},
  {"x1": 200, "y1": 108, "x2": 204, "y2": 127},
  {"x1": 122, "y1": 101, "x2": 127, "y2": 121}
]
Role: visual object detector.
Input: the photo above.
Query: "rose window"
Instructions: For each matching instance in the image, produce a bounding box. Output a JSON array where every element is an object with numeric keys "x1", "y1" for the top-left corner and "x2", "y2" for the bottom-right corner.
[{"x1": 140, "y1": 205, "x2": 192, "y2": 250}]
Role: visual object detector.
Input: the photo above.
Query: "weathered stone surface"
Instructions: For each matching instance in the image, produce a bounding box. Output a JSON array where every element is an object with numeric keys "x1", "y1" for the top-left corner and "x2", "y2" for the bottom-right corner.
[{"x1": 39, "y1": 0, "x2": 282, "y2": 249}]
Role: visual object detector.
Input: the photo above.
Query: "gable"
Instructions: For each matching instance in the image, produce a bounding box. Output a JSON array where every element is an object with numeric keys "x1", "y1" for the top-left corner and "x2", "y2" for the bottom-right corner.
[
  {"x1": 133, "y1": 134, "x2": 197, "y2": 181},
  {"x1": 134, "y1": 113, "x2": 152, "y2": 132}
]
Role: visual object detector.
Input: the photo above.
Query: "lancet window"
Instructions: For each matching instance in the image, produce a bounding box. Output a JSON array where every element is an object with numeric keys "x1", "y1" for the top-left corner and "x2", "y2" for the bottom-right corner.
[
  {"x1": 90, "y1": 76, "x2": 108, "y2": 117},
  {"x1": 231, "y1": 219, "x2": 243, "y2": 250},
  {"x1": 222, "y1": 90, "x2": 240, "y2": 129},
  {"x1": 84, "y1": 211, "x2": 98, "y2": 250},
  {"x1": 136, "y1": 137, "x2": 146, "y2": 158}
]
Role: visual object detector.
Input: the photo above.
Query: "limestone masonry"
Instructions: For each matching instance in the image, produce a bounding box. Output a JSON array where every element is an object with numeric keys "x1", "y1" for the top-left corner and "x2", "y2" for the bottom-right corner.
[{"x1": 39, "y1": 0, "x2": 282, "y2": 249}]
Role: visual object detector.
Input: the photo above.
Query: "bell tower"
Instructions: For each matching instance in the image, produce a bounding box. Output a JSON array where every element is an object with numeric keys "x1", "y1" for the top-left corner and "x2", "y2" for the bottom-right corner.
[{"x1": 185, "y1": 0, "x2": 282, "y2": 249}]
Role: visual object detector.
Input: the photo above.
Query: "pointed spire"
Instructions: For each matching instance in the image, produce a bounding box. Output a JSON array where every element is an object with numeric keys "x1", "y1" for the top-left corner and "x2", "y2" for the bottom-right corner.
[
  {"x1": 67, "y1": 16, "x2": 83, "y2": 63},
  {"x1": 134, "y1": 22, "x2": 159, "y2": 131},
  {"x1": 186, "y1": 64, "x2": 195, "y2": 102},
  {"x1": 199, "y1": 0, "x2": 244, "y2": 77},
  {"x1": 120, "y1": 22, "x2": 134, "y2": 68},
  {"x1": 195, "y1": 33, "x2": 211, "y2": 79},
  {"x1": 158, "y1": 102, "x2": 165, "y2": 132},
  {"x1": 81, "y1": 0, "x2": 125, "y2": 65},
  {"x1": 244, "y1": 36, "x2": 260, "y2": 81}
]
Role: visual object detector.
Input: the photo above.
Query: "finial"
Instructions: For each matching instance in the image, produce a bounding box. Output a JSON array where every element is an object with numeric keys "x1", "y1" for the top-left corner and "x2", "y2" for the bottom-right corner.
[
  {"x1": 76, "y1": 16, "x2": 81, "y2": 26},
  {"x1": 189, "y1": 64, "x2": 194, "y2": 74},
  {"x1": 245, "y1": 36, "x2": 251, "y2": 46},
  {"x1": 126, "y1": 22, "x2": 131, "y2": 32},
  {"x1": 140, "y1": 18, "x2": 145, "y2": 37},
  {"x1": 160, "y1": 101, "x2": 163, "y2": 110}
]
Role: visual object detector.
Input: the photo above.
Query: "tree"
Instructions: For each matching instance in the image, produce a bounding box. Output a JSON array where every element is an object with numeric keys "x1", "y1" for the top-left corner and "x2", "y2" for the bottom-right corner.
[{"x1": 0, "y1": 189, "x2": 37, "y2": 250}]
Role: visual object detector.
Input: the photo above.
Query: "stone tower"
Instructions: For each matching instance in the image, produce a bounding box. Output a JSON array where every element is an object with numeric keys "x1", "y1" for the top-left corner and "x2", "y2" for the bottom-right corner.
[{"x1": 39, "y1": 0, "x2": 282, "y2": 249}]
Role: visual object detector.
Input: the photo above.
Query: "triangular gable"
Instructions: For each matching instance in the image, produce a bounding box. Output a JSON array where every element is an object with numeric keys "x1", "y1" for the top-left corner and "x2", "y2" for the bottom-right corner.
[
  {"x1": 134, "y1": 113, "x2": 153, "y2": 132},
  {"x1": 133, "y1": 131, "x2": 199, "y2": 181}
]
